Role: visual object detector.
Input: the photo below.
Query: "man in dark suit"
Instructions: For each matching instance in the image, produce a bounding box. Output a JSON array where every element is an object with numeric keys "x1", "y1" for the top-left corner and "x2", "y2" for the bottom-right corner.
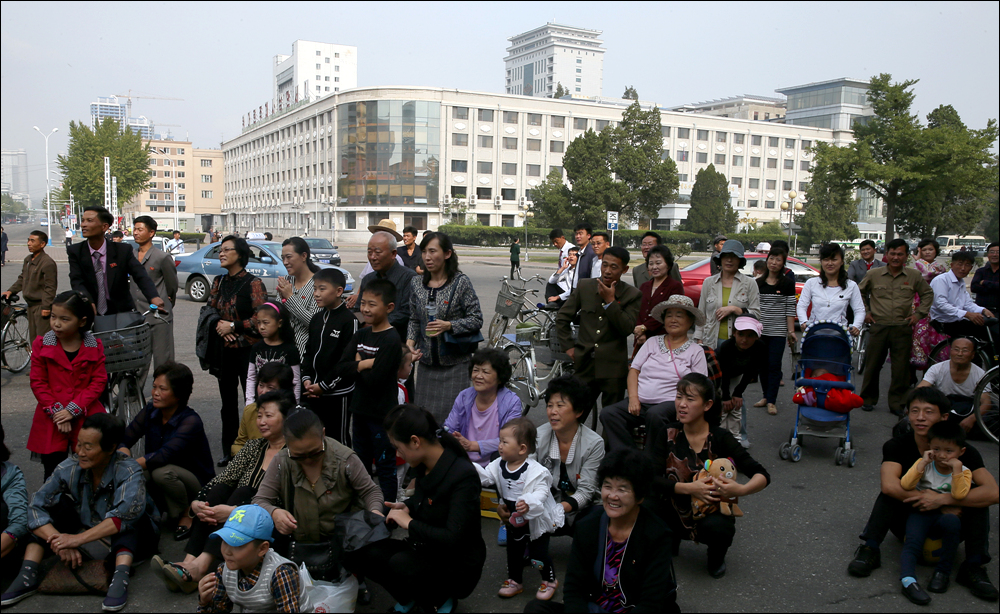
[
  {"x1": 848, "y1": 239, "x2": 886, "y2": 284},
  {"x1": 571, "y1": 222, "x2": 598, "y2": 289},
  {"x1": 67, "y1": 206, "x2": 163, "y2": 316},
  {"x1": 557, "y1": 246, "x2": 642, "y2": 421}
]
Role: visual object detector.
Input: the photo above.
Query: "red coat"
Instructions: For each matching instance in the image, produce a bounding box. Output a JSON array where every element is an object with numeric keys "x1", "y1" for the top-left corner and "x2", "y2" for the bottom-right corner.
[{"x1": 27, "y1": 331, "x2": 108, "y2": 455}]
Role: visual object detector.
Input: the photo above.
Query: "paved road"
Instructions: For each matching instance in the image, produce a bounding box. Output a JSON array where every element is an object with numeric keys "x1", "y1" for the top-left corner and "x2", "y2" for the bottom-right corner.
[{"x1": 1, "y1": 224, "x2": 997, "y2": 613}]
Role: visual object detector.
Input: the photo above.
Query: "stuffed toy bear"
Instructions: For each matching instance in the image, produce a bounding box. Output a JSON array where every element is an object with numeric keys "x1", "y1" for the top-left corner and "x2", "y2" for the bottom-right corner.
[{"x1": 691, "y1": 458, "x2": 744, "y2": 520}]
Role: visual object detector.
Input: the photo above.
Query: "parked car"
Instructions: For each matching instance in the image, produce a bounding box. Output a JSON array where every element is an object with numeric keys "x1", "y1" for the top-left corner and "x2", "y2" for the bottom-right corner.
[
  {"x1": 679, "y1": 254, "x2": 819, "y2": 307},
  {"x1": 123, "y1": 236, "x2": 170, "y2": 254},
  {"x1": 301, "y1": 237, "x2": 342, "y2": 267},
  {"x1": 175, "y1": 241, "x2": 354, "y2": 302}
]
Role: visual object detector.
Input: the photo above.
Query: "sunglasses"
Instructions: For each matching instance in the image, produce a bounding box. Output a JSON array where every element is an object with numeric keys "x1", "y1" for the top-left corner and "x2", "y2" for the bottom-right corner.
[{"x1": 288, "y1": 442, "x2": 325, "y2": 462}]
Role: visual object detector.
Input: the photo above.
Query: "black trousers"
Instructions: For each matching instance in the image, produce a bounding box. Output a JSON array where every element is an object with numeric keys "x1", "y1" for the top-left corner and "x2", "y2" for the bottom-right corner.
[
  {"x1": 216, "y1": 346, "x2": 251, "y2": 454},
  {"x1": 575, "y1": 358, "x2": 627, "y2": 424},
  {"x1": 506, "y1": 521, "x2": 555, "y2": 584},
  {"x1": 184, "y1": 484, "x2": 257, "y2": 558},
  {"x1": 511, "y1": 262, "x2": 520, "y2": 278},
  {"x1": 345, "y1": 539, "x2": 483, "y2": 609},
  {"x1": 41, "y1": 452, "x2": 69, "y2": 481},
  {"x1": 938, "y1": 319, "x2": 1000, "y2": 350},
  {"x1": 600, "y1": 399, "x2": 675, "y2": 452},
  {"x1": 859, "y1": 492, "x2": 992, "y2": 566},
  {"x1": 653, "y1": 499, "x2": 736, "y2": 564},
  {"x1": 306, "y1": 394, "x2": 352, "y2": 447}
]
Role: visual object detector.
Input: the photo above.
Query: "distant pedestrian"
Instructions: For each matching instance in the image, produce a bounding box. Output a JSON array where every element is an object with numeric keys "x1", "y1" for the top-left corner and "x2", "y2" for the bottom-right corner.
[
  {"x1": 111, "y1": 231, "x2": 124, "y2": 243},
  {"x1": 0, "y1": 226, "x2": 8, "y2": 266},
  {"x1": 3, "y1": 230, "x2": 58, "y2": 340},
  {"x1": 399, "y1": 225, "x2": 424, "y2": 274},
  {"x1": 64, "y1": 226, "x2": 73, "y2": 247},
  {"x1": 166, "y1": 230, "x2": 185, "y2": 255},
  {"x1": 971, "y1": 242, "x2": 999, "y2": 314},
  {"x1": 709, "y1": 234, "x2": 727, "y2": 275},
  {"x1": 510, "y1": 237, "x2": 521, "y2": 279}
]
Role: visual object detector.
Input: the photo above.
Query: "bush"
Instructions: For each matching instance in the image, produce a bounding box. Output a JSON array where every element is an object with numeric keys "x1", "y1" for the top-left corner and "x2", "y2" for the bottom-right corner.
[
  {"x1": 156, "y1": 231, "x2": 205, "y2": 243},
  {"x1": 438, "y1": 224, "x2": 700, "y2": 251}
]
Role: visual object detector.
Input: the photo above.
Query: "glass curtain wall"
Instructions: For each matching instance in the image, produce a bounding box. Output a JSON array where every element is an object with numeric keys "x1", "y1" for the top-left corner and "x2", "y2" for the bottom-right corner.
[{"x1": 338, "y1": 100, "x2": 441, "y2": 207}]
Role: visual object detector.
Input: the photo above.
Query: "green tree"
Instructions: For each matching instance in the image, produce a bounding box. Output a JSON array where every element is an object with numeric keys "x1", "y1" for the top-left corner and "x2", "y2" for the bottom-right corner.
[
  {"x1": 810, "y1": 74, "x2": 997, "y2": 240},
  {"x1": 609, "y1": 101, "x2": 680, "y2": 224},
  {"x1": 2, "y1": 193, "x2": 27, "y2": 218},
  {"x1": 57, "y1": 117, "x2": 151, "y2": 210},
  {"x1": 623, "y1": 86, "x2": 639, "y2": 100},
  {"x1": 552, "y1": 82, "x2": 568, "y2": 99},
  {"x1": 530, "y1": 169, "x2": 581, "y2": 229},
  {"x1": 797, "y1": 141, "x2": 860, "y2": 246},
  {"x1": 563, "y1": 129, "x2": 623, "y2": 227},
  {"x1": 682, "y1": 165, "x2": 737, "y2": 235}
]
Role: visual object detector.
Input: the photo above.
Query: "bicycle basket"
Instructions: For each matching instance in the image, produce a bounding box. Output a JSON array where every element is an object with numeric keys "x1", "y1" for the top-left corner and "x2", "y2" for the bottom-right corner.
[
  {"x1": 495, "y1": 288, "x2": 525, "y2": 319},
  {"x1": 94, "y1": 323, "x2": 152, "y2": 375}
]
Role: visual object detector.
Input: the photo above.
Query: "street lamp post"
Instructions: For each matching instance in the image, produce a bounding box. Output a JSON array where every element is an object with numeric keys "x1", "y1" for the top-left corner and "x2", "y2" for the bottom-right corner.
[
  {"x1": 780, "y1": 190, "x2": 802, "y2": 251},
  {"x1": 33, "y1": 126, "x2": 58, "y2": 245}
]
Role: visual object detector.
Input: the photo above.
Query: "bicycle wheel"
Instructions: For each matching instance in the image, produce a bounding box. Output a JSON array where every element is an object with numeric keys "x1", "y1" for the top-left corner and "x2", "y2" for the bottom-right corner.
[
  {"x1": 1, "y1": 313, "x2": 32, "y2": 373},
  {"x1": 489, "y1": 314, "x2": 510, "y2": 347},
  {"x1": 972, "y1": 367, "x2": 999, "y2": 445},
  {"x1": 505, "y1": 344, "x2": 537, "y2": 408},
  {"x1": 854, "y1": 329, "x2": 870, "y2": 373},
  {"x1": 927, "y1": 340, "x2": 951, "y2": 367},
  {"x1": 117, "y1": 376, "x2": 146, "y2": 457}
]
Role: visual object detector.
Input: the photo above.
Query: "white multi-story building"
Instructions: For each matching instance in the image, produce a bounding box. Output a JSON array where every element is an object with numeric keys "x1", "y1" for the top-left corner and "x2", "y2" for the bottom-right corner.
[
  {"x1": 505, "y1": 23, "x2": 605, "y2": 98},
  {"x1": 90, "y1": 96, "x2": 156, "y2": 139},
  {"x1": 222, "y1": 86, "x2": 855, "y2": 242},
  {"x1": 1, "y1": 149, "x2": 29, "y2": 199},
  {"x1": 668, "y1": 95, "x2": 786, "y2": 122},
  {"x1": 273, "y1": 40, "x2": 358, "y2": 104}
]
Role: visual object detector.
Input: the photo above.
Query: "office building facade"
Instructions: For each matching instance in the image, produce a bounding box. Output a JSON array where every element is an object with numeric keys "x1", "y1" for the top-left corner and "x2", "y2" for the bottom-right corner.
[
  {"x1": 90, "y1": 96, "x2": 156, "y2": 139},
  {"x1": 222, "y1": 86, "x2": 854, "y2": 242},
  {"x1": 274, "y1": 40, "x2": 358, "y2": 103},
  {"x1": 505, "y1": 23, "x2": 605, "y2": 98}
]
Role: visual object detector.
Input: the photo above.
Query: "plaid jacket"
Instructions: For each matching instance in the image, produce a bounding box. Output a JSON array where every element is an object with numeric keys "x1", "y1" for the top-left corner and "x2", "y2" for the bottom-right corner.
[{"x1": 700, "y1": 344, "x2": 723, "y2": 399}]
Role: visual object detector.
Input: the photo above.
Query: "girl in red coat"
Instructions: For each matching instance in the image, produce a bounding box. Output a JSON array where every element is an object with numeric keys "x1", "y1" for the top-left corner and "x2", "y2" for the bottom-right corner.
[{"x1": 27, "y1": 291, "x2": 107, "y2": 479}]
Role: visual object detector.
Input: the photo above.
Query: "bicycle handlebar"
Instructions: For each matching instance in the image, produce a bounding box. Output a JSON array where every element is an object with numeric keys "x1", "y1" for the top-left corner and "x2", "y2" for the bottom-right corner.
[
  {"x1": 141, "y1": 304, "x2": 167, "y2": 321},
  {"x1": 2, "y1": 294, "x2": 20, "y2": 304}
]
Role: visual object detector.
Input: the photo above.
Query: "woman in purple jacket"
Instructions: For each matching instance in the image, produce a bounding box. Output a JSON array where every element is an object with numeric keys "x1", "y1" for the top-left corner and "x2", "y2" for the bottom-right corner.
[{"x1": 443, "y1": 347, "x2": 522, "y2": 467}]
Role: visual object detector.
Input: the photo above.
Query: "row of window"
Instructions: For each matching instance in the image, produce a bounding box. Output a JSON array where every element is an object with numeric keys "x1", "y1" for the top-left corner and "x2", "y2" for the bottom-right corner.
[
  {"x1": 450, "y1": 134, "x2": 565, "y2": 152},
  {"x1": 313, "y1": 61, "x2": 341, "y2": 70},
  {"x1": 450, "y1": 160, "x2": 561, "y2": 177},
  {"x1": 450, "y1": 108, "x2": 603, "y2": 131},
  {"x1": 449, "y1": 186, "x2": 532, "y2": 201},
  {"x1": 151, "y1": 190, "x2": 211, "y2": 199},
  {"x1": 731, "y1": 178, "x2": 809, "y2": 191},
  {"x1": 659, "y1": 128, "x2": 813, "y2": 150},
  {"x1": 670, "y1": 151, "x2": 811, "y2": 170},
  {"x1": 149, "y1": 182, "x2": 186, "y2": 190},
  {"x1": 316, "y1": 86, "x2": 341, "y2": 93},
  {"x1": 315, "y1": 75, "x2": 341, "y2": 82},
  {"x1": 150, "y1": 159, "x2": 185, "y2": 167},
  {"x1": 150, "y1": 171, "x2": 185, "y2": 178}
]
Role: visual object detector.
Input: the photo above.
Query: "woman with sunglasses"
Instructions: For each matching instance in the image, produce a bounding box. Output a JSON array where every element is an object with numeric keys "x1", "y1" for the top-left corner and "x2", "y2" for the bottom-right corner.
[{"x1": 252, "y1": 409, "x2": 384, "y2": 578}]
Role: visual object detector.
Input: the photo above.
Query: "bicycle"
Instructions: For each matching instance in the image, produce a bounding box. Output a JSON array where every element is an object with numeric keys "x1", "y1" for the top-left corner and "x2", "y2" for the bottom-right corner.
[
  {"x1": 852, "y1": 322, "x2": 871, "y2": 374},
  {"x1": 488, "y1": 272, "x2": 544, "y2": 347},
  {"x1": 94, "y1": 305, "x2": 163, "y2": 457},
  {"x1": 926, "y1": 317, "x2": 998, "y2": 371},
  {"x1": 1, "y1": 294, "x2": 32, "y2": 373}
]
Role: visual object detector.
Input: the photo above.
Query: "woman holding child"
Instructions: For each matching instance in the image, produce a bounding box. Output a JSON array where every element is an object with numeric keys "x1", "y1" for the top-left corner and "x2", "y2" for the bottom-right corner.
[{"x1": 408, "y1": 232, "x2": 485, "y2": 424}]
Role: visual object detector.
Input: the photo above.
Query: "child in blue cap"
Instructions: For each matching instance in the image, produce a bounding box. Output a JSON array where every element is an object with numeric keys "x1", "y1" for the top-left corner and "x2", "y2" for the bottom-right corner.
[{"x1": 196, "y1": 505, "x2": 310, "y2": 613}]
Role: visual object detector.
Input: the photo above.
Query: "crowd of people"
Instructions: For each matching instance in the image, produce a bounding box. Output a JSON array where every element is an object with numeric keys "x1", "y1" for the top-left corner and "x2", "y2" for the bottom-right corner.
[{"x1": 1, "y1": 211, "x2": 998, "y2": 612}]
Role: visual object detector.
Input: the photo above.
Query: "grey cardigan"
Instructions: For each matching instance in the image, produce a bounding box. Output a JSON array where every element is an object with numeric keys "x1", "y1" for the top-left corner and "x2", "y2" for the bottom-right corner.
[
  {"x1": 695, "y1": 271, "x2": 762, "y2": 343},
  {"x1": 407, "y1": 272, "x2": 484, "y2": 367},
  {"x1": 532, "y1": 422, "x2": 605, "y2": 511}
]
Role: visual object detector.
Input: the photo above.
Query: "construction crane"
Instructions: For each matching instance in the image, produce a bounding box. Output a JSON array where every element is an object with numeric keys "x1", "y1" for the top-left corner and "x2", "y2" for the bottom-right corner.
[{"x1": 114, "y1": 90, "x2": 184, "y2": 118}]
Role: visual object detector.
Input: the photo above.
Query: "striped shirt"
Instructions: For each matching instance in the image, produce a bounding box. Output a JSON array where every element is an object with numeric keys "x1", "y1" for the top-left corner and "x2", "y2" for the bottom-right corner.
[
  {"x1": 757, "y1": 276, "x2": 797, "y2": 337},
  {"x1": 282, "y1": 275, "x2": 319, "y2": 360}
]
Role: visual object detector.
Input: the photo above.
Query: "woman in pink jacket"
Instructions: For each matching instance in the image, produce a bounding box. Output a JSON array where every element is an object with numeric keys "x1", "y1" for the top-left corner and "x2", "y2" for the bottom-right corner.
[{"x1": 27, "y1": 291, "x2": 107, "y2": 479}]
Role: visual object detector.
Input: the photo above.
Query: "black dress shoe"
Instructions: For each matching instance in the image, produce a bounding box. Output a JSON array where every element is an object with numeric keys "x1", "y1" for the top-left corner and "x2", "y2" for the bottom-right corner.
[
  {"x1": 927, "y1": 571, "x2": 950, "y2": 594},
  {"x1": 173, "y1": 524, "x2": 192, "y2": 542},
  {"x1": 902, "y1": 582, "x2": 931, "y2": 606},
  {"x1": 848, "y1": 545, "x2": 881, "y2": 577},
  {"x1": 217, "y1": 456, "x2": 232, "y2": 468},
  {"x1": 708, "y1": 560, "x2": 727, "y2": 579},
  {"x1": 956, "y1": 564, "x2": 1000, "y2": 602},
  {"x1": 861, "y1": 404, "x2": 875, "y2": 412}
]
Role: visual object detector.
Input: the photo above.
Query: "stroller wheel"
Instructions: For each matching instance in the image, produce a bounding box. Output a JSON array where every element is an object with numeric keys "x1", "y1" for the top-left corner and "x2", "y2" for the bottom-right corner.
[
  {"x1": 848, "y1": 450, "x2": 858, "y2": 468},
  {"x1": 835, "y1": 447, "x2": 845, "y2": 466},
  {"x1": 790, "y1": 445, "x2": 803, "y2": 463},
  {"x1": 779, "y1": 443, "x2": 791, "y2": 461}
]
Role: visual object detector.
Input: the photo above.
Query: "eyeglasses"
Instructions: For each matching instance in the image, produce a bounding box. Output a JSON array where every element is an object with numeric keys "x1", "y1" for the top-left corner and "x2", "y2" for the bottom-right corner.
[
  {"x1": 950, "y1": 347, "x2": 973, "y2": 355},
  {"x1": 289, "y1": 442, "x2": 325, "y2": 462},
  {"x1": 219, "y1": 247, "x2": 237, "y2": 254}
]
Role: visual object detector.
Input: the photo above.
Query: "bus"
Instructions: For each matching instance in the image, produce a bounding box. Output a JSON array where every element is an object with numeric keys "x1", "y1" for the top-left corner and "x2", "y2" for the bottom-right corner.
[{"x1": 936, "y1": 235, "x2": 987, "y2": 256}]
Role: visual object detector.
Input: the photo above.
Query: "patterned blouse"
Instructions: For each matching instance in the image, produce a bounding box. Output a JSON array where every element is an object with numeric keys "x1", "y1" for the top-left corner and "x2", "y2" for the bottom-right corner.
[
  {"x1": 208, "y1": 269, "x2": 267, "y2": 349},
  {"x1": 407, "y1": 272, "x2": 484, "y2": 367},
  {"x1": 281, "y1": 275, "x2": 318, "y2": 360},
  {"x1": 196, "y1": 438, "x2": 281, "y2": 502}
]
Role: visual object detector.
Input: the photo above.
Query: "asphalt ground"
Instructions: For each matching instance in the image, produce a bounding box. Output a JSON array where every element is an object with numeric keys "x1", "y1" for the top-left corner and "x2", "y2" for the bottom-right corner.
[{"x1": 1, "y1": 223, "x2": 997, "y2": 613}]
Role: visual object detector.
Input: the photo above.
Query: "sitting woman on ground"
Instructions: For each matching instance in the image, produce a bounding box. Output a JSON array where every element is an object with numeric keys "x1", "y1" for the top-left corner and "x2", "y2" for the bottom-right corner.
[
  {"x1": 231, "y1": 362, "x2": 296, "y2": 457},
  {"x1": 443, "y1": 347, "x2": 522, "y2": 467},
  {"x1": 345, "y1": 404, "x2": 486, "y2": 613},
  {"x1": 523, "y1": 448, "x2": 679, "y2": 614},
  {"x1": 1, "y1": 414, "x2": 158, "y2": 612},
  {"x1": 646, "y1": 373, "x2": 771, "y2": 579},
  {"x1": 118, "y1": 362, "x2": 215, "y2": 542},
  {"x1": 152, "y1": 390, "x2": 297, "y2": 593},
  {"x1": 252, "y1": 408, "x2": 384, "y2": 579},
  {"x1": 601, "y1": 295, "x2": 708, "y2": 452},
  {"x1": 633, "y1": 245, "x2": 685, "y2": 354}
]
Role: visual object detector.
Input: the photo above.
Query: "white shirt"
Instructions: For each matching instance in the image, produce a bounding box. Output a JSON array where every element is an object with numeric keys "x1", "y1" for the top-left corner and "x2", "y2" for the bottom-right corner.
[
  {"x1": 591, "y1": 255, "x2": 602, "y2": 279},
  {"x1": 557, "y1": 241, "x2": 573, "y2": 268},
  {"x1": 929, "y1": 270, "x2": 983, "y2": 323},
  {"x1": 548, "y1": 267, "x2": 575, "y2": 301},
  {"x1": 165, "y1": 238, "x2": 185, "y2": 254},
  {"x1": 921, "y1": 361, "x2": 986, "y2": 398},
  {"x1": 797, "y1": 277, "x2": 865, "y2": 329}
]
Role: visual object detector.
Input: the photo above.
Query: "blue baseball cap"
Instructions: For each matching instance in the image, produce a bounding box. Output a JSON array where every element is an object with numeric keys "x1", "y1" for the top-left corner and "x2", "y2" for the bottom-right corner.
[{"x1": 210, "y1": 505, "x2": 274, "y2": 547}]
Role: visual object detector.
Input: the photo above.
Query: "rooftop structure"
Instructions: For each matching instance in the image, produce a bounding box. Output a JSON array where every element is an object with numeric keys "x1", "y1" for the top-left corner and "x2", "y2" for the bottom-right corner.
[{"x1": 505, "y1": 23, "x2": 605, "y2": 98}]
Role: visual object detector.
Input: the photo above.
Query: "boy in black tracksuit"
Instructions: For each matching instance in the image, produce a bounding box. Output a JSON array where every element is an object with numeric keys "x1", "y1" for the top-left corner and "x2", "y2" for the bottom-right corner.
[
  {"x1": 341, "y1": 278, "x2": 402, "y2": 504},
  {"x1": 301, "y1": 268, "x2": 358, "y2": 445}
]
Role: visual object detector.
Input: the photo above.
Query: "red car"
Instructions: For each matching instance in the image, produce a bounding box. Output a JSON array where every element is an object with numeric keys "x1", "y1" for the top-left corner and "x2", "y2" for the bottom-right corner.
[{"x1": 679, "y1": 254, "x2": 820, "y2": 306}]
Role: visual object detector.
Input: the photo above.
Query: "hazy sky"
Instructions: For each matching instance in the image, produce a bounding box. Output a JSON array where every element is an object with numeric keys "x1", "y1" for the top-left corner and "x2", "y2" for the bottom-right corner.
[{"x1": 3, "y1": 0, "x2": 997, "y2": 203}]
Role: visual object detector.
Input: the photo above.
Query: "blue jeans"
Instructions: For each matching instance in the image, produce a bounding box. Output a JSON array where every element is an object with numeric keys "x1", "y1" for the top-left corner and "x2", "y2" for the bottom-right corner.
[
  {"x1": 900, "y1": 511, "x2": 962, "y2": 579},
  {"x1": 353, "y1": 416, "x2": 397, "y2": 504},
  {"x1": 762, "y1": 335, "x2": 786, "y2": 404}
]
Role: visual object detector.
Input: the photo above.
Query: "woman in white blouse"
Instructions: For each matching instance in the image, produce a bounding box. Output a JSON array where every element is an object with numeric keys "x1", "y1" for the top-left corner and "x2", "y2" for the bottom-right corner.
[{"x1": 797, "y1": 242, "x2": 865, "y2": 335}]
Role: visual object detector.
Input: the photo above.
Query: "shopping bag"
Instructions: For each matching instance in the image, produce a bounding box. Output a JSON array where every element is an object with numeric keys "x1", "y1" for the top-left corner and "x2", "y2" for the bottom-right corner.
[{"x1": 299, "y1": 563, "x2": 359, "y2": 613}]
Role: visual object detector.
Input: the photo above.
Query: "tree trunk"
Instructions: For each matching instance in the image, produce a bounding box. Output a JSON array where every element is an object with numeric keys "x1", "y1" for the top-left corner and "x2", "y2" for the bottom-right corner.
[{"x1": 884, "y1": 200, "x2": 895, "y2": 241}]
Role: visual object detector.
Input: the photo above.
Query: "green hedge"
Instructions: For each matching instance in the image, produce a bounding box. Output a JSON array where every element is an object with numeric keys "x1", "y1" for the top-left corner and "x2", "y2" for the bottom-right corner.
[
  {"x1": 156, "y1": 231, "x2": 205, "y2": 243},
  {"x1": 439, "y1": 224, "x2": 700, "y2": 249}
]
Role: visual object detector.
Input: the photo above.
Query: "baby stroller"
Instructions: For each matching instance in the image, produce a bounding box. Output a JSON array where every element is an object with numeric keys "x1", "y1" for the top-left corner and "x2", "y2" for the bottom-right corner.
[{"x1": 779, "y1": 322, "x2": 860, "y2": 467}]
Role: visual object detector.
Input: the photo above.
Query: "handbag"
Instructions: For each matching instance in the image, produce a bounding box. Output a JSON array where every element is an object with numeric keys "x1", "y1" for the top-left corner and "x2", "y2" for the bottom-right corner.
[
  {"x1": 440, "y1": 281, "x2": 483, "y2": 355},
  {"x1": 288, "y1": 540, "x2": 341, "y2": 581},
  {"x1": 93, "y1": 310, "x2": 144, "y2": 334}
]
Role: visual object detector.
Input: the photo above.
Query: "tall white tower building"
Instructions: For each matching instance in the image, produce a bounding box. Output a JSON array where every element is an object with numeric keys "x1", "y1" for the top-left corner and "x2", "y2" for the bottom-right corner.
[
  {"x1": 273, "y1": 40, "x2": 358, "y2": 104},
  {"x1": 504, "y1": 23, "x2": 604, "y2": 98}
]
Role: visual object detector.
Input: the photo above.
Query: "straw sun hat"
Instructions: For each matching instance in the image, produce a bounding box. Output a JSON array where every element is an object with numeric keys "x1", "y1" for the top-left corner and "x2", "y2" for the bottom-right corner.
[{"x1": 650, "y1": 294, "x2": 706, "y2": 328}]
